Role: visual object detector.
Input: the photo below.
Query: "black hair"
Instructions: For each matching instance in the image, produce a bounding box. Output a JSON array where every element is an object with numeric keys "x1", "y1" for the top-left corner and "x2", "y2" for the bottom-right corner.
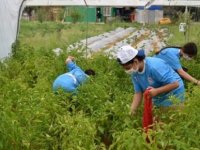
[
  {"x1": 117, "y1": 55, "x2": 145, "y2": 65},
  {"x1": 134, "y1": 55, "x2": 146, "y2": 61},
  {"x1": 85, "y1": 69, "x2": 95, "y2": 76},
  {"x1": 182, "y1": 42, "x2": 198, "y2": 57}
]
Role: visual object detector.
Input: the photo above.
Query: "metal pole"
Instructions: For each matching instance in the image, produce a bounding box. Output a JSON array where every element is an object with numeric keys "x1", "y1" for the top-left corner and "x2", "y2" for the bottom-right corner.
[
  {"x1": 16, "y1": 0, "x2": 27, "y2": 41},
  {"x1": 83, "y1": 0, "x2": 89, "y2": 58},
  {"x1": 184, "y1": 5, "x2": 189, "y2": 42},
  {"x1": 143, "y1": 7, "x2": 146, "y2": 26}
]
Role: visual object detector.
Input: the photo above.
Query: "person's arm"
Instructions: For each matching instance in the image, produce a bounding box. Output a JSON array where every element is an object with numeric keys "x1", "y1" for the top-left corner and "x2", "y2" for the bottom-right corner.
[
  {"x1": 65, "y1": 56, "x2": 80, "y2": 71},
  {"x1": 148, "y1": 81, "x2": 179, "y2": 97},
  {"x1": 130, "y1": 92, "x2": 143, "y2": 115},
  {"x1": 149, "y1": 59, "x2": 181, "y2": 97},
  {"x1": 65, "y1": 56, "x2": 75, "y2": 64},
  {"x1": 177, "y1": 69, "x2": 200, "y2": 85}
]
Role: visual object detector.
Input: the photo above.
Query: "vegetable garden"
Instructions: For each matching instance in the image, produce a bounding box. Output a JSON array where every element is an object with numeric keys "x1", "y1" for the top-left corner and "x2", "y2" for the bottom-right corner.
[{"x1": 0, "y1": 21, "x2": 200, "y2": 149}]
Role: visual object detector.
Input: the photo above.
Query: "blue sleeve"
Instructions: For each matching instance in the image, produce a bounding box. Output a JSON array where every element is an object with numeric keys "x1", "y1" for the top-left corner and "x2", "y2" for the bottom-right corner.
[
  {"x1": 66, "y1": 61, "x2": 80, "y2": 71},
  {"x1": 151, "y1": 64, "x2": 177, "y2": 84}
]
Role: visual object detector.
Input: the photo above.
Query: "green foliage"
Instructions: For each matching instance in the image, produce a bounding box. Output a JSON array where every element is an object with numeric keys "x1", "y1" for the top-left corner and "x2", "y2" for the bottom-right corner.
[
  {"x1": 176, "y1": 11, "x2": 193, "y2": 25},
  {"x1": 36, "y1": 7, "x2": 47, "y2": 23},
  {"x1": 1, "y1": 22, "x2": 200, "y2": 149},
  {"x1": 35, "y1": 7, "x2": 65, "y2": 23},
  {"x1": 70, "y1": 8, "x2": 83, "y2": 24},
  {"x1": 19, "y1": 21, "x2": 130, "y2": 50},
  {"x1": 58, "y1": 7, "x2": 65, "y2": 21}
]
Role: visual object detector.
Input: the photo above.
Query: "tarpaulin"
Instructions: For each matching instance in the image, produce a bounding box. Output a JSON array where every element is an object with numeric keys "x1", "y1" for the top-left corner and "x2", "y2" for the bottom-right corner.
[{"x1": 0, "y1": 0, "x2": 24, "y2": 60}]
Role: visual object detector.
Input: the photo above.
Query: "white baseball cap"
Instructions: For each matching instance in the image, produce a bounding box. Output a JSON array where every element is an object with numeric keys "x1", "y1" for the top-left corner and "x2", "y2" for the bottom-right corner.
[{"x1": 117, "y1": 45, "x2": 138, "y2": 64}]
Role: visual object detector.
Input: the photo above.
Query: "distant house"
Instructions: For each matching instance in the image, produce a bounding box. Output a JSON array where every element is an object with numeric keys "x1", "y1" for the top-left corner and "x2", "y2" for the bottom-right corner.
[
  {"x1": 114, "y1": 7, "x2": 136, "y2": 22},
  {"x1": 64, "y1": 6, "x2": 116, "y2": 23},
  {"x1": 64, "y1": 6, "x2": 163, "y2": 24}
]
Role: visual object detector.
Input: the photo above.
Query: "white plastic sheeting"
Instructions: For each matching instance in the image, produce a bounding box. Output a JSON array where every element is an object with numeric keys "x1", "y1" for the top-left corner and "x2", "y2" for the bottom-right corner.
[
  {"x1": 67, "y1": 27, "x2": 135, "y2": 53},
  {"x1": 135, "y1": 32, "x2": 166, "y2": 54},
  {"x1": 66, "y1": 27, "x2": 168, "y2": 58},
  {"x1": 147, "y1": 0, "x2": 200, "y2": 7},
  {"x1": 25, "y1": 0, "x2": 86, "y2": 6},
  {"x1": 85, "y1": 27, "x2": 135, "y2": 52},
  {"x1": 25, "y1": 0, "x2": 146, "y2": 7},
  {"x1": 0, "y1": 0, "x2": 24, "y2": 60},
  {"x1": 25, "y1": 0, "x2": 200, "y2": 7},
  {"x1": 104, "y1": 28, "x2": 168, "y2": 57}
]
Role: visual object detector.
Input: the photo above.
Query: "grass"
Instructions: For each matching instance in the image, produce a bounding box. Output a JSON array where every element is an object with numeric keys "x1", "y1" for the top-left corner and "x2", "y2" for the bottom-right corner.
[
  {"x1": 145, "y1": 22, "x2": 200, "y2": 46},
  {"x1": 19, "y1": 20, "x2": 200, "y2": 51},
  {"x1": 19, "y1": 20, "x2": 139, "y2": 50}
]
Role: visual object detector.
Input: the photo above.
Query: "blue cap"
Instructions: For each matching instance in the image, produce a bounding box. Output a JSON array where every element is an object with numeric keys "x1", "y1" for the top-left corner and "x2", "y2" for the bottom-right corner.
[{"x1": 137, "y1": 49, "x2": 145, "y2": 57}]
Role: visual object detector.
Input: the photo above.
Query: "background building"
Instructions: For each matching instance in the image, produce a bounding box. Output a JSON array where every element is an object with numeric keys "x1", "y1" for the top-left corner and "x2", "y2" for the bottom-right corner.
[{"x1": 135, "y1": 6, "x2": 163, "y2": 24}]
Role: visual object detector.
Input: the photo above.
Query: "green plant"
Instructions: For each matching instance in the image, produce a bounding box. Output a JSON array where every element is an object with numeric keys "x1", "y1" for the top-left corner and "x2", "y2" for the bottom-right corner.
[
  {"x1": 36, "y1": 7, "x2": 48, "y2": 23},
  {"x1": 70, "y1": 8, "x2": 83, "y2": 24},
  {"x1": 1, "y1": 21, "x2": 200, "y2": 149}
]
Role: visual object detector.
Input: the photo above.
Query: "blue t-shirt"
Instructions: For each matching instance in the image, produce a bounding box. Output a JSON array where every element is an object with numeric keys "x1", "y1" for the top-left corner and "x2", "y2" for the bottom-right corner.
[
  {"x1": 131, "y1": 57, "x2": 185, "y2": 107},
  {"x1": 155, "y1": 48, "x2": 182, "y2": 71},
  {"x1": 53, "y1": 61, "x2": 88, "y2": 92}
]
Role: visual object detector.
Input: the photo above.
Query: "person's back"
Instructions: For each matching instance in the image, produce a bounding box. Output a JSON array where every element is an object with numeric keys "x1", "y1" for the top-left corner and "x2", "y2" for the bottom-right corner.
[
  {"x1": 155, "y1": 47, "x2": 181, "y2": 71},
  {"x1": 154, "y1": 42, "x2": 200, "y2": 86},
  {"x1": 116, "y1": 45, "x2": 185, "y2": 116},
  {"x1": 132, "y1": 57, "x2": 184, "y2": 106},
  {"x1": 53, "y1": 56, "x2": 95, "y2": 93},
  {"x1": 53, "y1": 61, "x2": 88, "y2": 92}
]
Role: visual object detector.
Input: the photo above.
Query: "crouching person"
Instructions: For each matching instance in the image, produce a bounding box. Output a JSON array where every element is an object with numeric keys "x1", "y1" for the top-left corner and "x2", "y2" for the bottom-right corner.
[
  {"x1": 117, "y1": 45, "x2": 185, "y2": 116},
  {"x1": 53, "y1": 56, "x2": 95, "y2": 93}
]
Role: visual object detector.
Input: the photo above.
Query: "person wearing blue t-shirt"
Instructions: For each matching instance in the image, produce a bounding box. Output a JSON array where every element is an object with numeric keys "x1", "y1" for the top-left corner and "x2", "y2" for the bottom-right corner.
[
  {"x1": 155, "y1": 42, "x2": 200, "y2": 86},
  {"x1": 53, "y1": 56, "x2": 95, "y2": 93},
  {"x1": 117, "y1": 45, "x2": 185, "y2": 115}
]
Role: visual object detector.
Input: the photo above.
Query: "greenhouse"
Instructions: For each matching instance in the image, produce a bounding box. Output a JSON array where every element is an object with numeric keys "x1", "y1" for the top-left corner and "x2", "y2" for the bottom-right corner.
[{"x1": 0, "y1": 0, "x2": 200, "y2": 149}]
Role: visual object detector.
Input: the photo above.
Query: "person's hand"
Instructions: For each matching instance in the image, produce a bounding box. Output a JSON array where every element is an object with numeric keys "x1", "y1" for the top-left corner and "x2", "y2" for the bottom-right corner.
[
  {"x1": 197, "y1": 80, "x2": 200, "y2": 86},
  {"x1": 65, "y1": 56, "x2": 75, "y2": 64},
  {"x1": 130, "y1": 110, "x2": 136, "y2": 117},
  {"x1": 148, "y1": 88, "x2": 159, "y2": 97},
  {"x1": 130, "y1": 103, "x2": 137, "y2": 116}
]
